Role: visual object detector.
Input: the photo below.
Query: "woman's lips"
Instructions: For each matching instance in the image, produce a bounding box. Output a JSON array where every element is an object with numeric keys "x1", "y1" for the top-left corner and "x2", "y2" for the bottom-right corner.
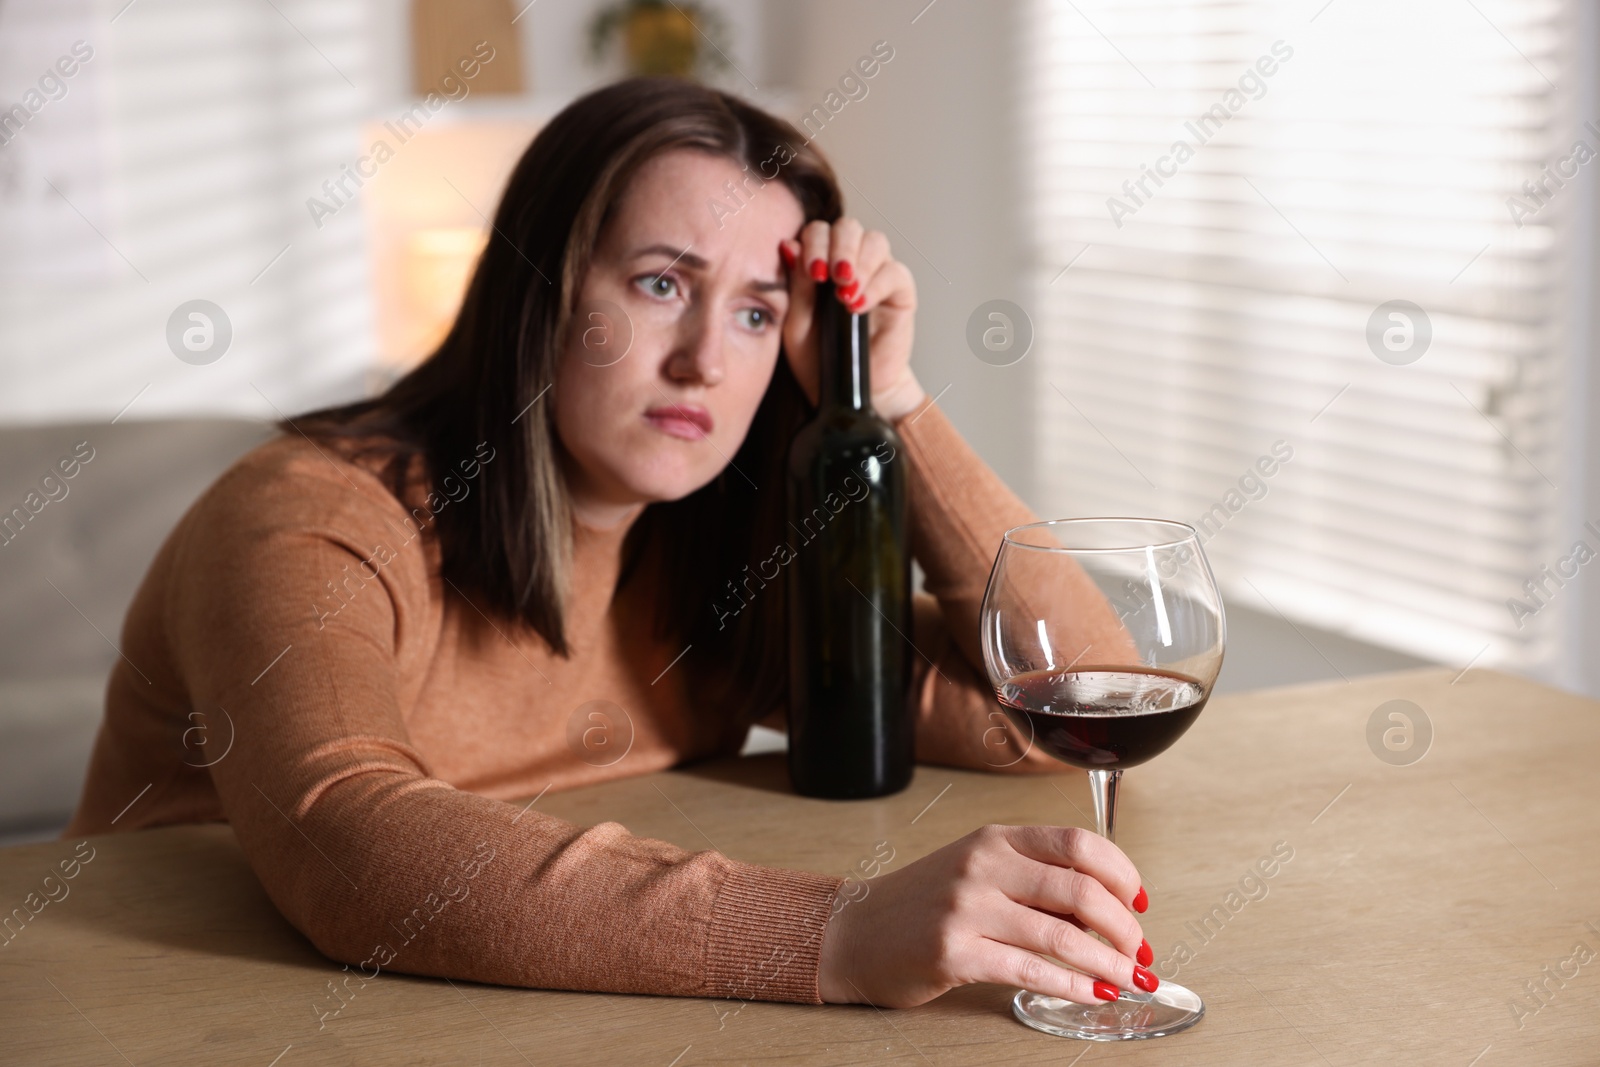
[{"x1": 643, "y1": 403, "x2": 714, "y2": 440}]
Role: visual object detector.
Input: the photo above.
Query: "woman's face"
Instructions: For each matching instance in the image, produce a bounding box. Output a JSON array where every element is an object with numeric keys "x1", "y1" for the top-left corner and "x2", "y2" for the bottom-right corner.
[{"x1": 553, "y1": 148, "x2": 804, "y2": 525}]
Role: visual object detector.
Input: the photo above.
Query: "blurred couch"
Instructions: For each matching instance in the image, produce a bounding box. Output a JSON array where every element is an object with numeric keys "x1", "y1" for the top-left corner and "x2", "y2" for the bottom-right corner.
[{"x1": 0, "y1": 418, "x2": 278, "y2": 844}]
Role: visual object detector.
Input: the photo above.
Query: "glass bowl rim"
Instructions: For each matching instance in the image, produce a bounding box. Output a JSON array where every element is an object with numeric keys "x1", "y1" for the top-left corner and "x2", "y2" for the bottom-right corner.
[{"x1": 1001, "y1": 517, "x2": 1201, "y2": 553}]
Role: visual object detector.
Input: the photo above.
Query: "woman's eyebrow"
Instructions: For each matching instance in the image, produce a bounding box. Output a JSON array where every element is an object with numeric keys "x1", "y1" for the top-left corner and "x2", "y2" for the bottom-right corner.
[
  {"x1": 632, "y1": 242, "x2": 785, "y2": 294},
  {"x1": 632, "y1": 243, "x2": 706, "y2": 271}
]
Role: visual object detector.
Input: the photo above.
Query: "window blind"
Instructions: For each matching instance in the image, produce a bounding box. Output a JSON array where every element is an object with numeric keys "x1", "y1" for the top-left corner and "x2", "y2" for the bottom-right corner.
[
  {"x1": 1023, "y1": 0, "x2": 1581, "y2": 672},
  {"x1": 0, "y1": 0, "x2": 374, "y2": 423}
]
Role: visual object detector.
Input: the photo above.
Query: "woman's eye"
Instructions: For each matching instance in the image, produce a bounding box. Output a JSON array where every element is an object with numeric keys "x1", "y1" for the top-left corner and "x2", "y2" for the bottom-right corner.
[
  {"x1": 737, "y1": 307, "x2": 771, "y2": 331},
  {"x1": 637, "y1": 273, "x2": 677, "y2": 299}
]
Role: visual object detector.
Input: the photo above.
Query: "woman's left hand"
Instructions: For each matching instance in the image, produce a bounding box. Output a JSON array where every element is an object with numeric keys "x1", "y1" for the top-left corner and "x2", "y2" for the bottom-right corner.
[{"x1": 779, "y1": 217, "x2": 926, "y2": 422}]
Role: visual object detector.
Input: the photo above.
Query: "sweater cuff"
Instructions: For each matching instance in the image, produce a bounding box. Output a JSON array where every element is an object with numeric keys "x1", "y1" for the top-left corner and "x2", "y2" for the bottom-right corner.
[
  {"x1": 893, "y1": 392, "x2": 944, "y2": 435},
  {"x1": 892, "y1": 398, "x2": 975, "y2": 501},
  {"x1": 702, "y1": 860, "x2": 846, "y2": 1004}
]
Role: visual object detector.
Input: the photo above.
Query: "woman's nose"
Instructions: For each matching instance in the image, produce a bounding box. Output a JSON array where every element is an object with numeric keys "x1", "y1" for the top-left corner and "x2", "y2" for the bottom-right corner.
[{"x1": 666, "y1": 309, "x2": 725, "y2": 386}]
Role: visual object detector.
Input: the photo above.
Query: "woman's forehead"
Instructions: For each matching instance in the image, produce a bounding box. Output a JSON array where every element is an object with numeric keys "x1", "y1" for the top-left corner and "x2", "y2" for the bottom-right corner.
[{"x1": 606, "y1": 149, "x2": 804, "y2": 256}]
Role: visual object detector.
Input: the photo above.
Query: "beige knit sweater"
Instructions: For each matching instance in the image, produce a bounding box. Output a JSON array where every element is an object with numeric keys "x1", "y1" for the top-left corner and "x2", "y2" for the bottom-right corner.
[{"x1": 65, "y1": 399, "x2": 1109, "y2": 1005}]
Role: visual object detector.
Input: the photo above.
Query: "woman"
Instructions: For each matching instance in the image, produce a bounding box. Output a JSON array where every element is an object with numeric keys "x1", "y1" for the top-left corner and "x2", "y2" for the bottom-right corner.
[{"x1": 66, "y1": 77, "x2": 1155, "y2": 1011}]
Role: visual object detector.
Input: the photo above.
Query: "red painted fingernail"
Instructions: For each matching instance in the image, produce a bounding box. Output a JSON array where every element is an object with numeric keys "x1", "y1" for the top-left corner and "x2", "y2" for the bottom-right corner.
[
  {"x1": 1137, "y1": 939, "x2": 1153, "y2": 967},
  {"x1": 1132, "y1": 886, "x2": 1148, "y2": 913},
  {"x1": 839, "y1": 280, "x2": 859, "y2": 298},
  {"x1": 809, "y1": 259, "x2": 828, "y2": 282},
  {"x1": 835, "y1": 259, "x2": 854, "y2": 282},
  {"x1": 779, "y1": 243, "x2": 796, "y2": 267},
  {"x1": 1093, "y1": 981, "x2": 1119, "y2": 1002},
  {"x1": 1133, "y1": 965, "x2": 1159, "y2": 993},
  {"x1": 850, "y1": 296, "x2": 867, "y2": 312}
]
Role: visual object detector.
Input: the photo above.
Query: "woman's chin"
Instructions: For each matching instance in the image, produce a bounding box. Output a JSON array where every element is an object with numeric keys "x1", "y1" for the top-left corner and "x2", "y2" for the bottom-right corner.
[{"x1": 619, "y1": 461, "x2": 728, "y2": 505}]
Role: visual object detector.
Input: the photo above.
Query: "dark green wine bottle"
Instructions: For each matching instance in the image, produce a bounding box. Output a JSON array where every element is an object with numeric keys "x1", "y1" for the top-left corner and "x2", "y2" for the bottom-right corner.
[{"x1": 785, "y1": 280, "x2": 913, "y2": 799}]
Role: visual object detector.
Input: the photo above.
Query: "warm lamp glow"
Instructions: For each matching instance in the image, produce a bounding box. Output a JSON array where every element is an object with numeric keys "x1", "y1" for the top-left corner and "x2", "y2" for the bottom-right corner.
[
  {"x1": 361, "y1": 117, "x2": 542, "y2": 376},
  {"x1": 404, "y1": 227, "x2": 487, "y2": 356}
]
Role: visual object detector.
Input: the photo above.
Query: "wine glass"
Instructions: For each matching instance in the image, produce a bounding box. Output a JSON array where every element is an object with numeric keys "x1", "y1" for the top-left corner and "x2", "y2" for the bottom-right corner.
[{"x1": 979, "y1": 518, "x2": 1224, "y2": 1041}]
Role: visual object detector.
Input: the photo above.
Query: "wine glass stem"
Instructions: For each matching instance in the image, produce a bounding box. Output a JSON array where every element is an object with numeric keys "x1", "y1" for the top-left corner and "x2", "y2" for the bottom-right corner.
[{"x1": 1088, "y1": 768, "x2": 1122, "y2": 842}]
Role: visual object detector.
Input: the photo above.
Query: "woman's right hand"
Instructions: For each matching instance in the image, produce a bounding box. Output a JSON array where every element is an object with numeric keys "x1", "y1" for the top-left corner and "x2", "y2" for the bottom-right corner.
[{"x1": 817, "y1": 824, "x2": 1155, "y2": 1008}]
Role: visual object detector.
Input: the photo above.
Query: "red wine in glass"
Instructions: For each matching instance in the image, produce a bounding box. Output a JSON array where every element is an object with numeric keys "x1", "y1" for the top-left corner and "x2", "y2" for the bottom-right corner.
[
  {"x1": 979, "y1": 518, "x2": 1224, "y2": 1041},
  {"x1": 996, "y1": 667, "x2": 1208, "y2": 770}
]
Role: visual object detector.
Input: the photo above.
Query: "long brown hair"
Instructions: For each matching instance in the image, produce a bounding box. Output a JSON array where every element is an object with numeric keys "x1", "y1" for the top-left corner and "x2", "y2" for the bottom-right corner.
[{"x1": 280, "y1": 76, "x2": 841, "y2": 725}]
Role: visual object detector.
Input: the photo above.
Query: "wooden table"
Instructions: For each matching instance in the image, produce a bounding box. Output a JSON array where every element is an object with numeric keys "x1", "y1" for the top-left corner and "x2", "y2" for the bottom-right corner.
[{"x1": 3, "y1": 667, "x2": 1597, "y2": 1065}]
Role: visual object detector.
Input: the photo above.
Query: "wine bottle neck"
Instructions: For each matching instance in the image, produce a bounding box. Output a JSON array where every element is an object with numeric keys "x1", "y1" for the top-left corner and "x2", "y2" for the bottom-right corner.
[{"x1": 817, "y1": 281, "x2": 869, "y2": 411}]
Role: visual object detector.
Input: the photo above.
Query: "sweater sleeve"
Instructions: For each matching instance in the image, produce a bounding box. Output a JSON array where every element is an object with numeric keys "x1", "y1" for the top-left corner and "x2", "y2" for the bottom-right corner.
[
  {"x1": 892, "y1": 399, "x2": 1137, "y2": 772},
  {"x1": 166, "y1": 445, "x2": 844, "y2": 1005}
]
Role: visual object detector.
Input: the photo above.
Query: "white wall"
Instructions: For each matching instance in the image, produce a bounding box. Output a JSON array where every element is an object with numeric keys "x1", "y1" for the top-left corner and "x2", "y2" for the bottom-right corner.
[
  {"x1": 1561, "y1": 0, "x2": 1600, "y2": 699},
  {"x1": 783, "y1": 0, "x2": 1036, "y2": 500}
]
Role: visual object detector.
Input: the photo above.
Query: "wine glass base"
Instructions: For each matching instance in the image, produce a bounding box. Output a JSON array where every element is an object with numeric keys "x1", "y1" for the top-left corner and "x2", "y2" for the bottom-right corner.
[{"x1": 1012, "y1": 982, "x2": 1204, "y2": 1041}]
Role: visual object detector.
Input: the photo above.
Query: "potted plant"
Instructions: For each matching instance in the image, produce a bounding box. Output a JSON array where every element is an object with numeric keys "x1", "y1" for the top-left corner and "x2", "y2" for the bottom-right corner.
[{"x1": 587, "y1": 0, "x2": 732, "y2": 79}]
